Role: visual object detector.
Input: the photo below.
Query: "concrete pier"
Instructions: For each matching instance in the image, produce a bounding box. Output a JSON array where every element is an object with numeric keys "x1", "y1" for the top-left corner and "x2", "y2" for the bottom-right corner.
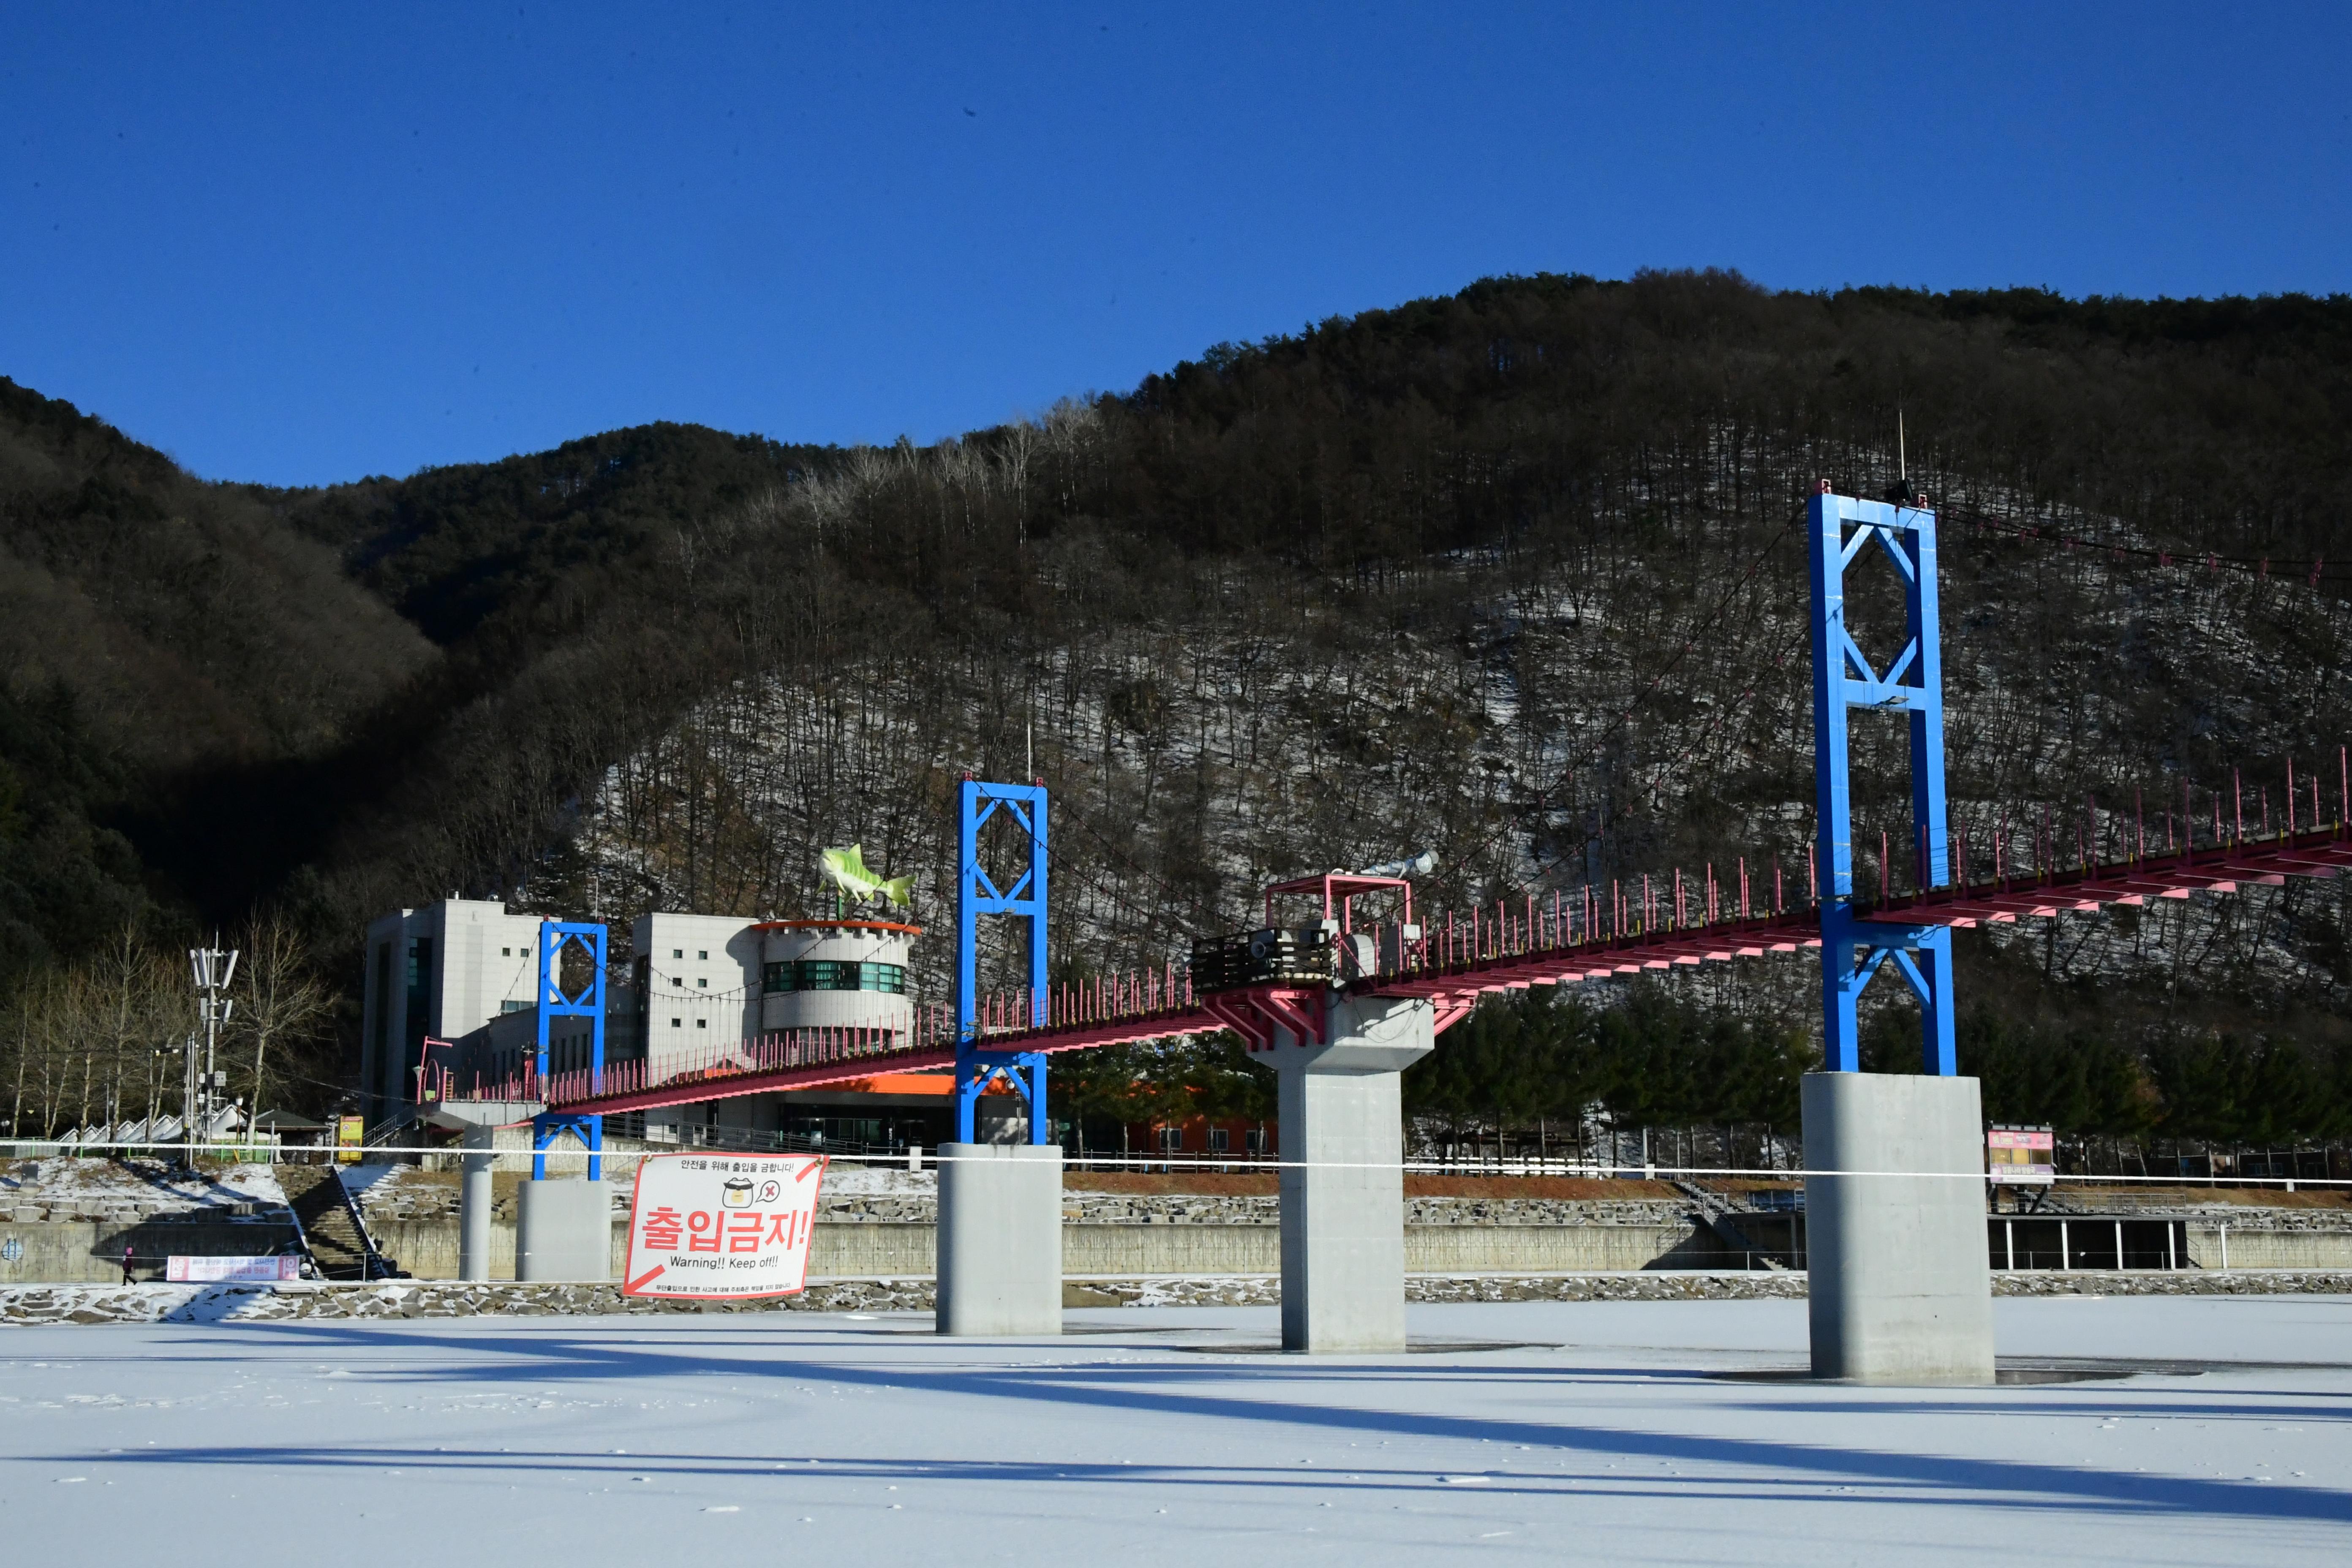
[
  {"x1": 1269, "y1": 993, "x2": 1435, "y2": 1353},
  {"x1": 459, "y1": 1125, "x2": 495, "y2": 1282},
  {"x1": 936, "y1": 1142, "x2": 1062, "y2": 1336},
  {"x1": 515, "y1": 1179, "x2": 612, "y2": 1282},
  {"x1": 1802, "y1": 1071, "x2": 1994, "y2": 1384},
  {"x1": 423, "y1": 1102, "x2": 541, "y2": 1284}
]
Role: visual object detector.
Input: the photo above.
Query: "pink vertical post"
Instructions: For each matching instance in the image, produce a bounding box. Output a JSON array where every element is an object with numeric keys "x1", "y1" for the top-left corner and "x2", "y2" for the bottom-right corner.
[{"x1": 2288, "y1": 760, "x2": 2296, "y2": 834}]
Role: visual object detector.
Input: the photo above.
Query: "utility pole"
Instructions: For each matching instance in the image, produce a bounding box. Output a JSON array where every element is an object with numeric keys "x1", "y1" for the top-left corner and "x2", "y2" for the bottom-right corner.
[{"x1": 187, "y1": 942, "x2": 237, "y2": 1169}]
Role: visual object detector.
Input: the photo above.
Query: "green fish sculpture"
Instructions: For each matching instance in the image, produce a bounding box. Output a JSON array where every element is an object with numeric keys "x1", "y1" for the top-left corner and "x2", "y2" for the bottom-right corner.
[{"x1": 820, "y1": 844, "x2": 915, "y2": 909}]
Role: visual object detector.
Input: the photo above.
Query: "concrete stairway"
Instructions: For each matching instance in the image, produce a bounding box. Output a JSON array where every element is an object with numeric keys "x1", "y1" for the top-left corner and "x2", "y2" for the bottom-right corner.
[
  {"x1": 277, "y1": 1166, "x2": 401, "y2": 1280},
  {"x1": 1672, "y1": 1180, "x2": 1791, "y2": 1270}
]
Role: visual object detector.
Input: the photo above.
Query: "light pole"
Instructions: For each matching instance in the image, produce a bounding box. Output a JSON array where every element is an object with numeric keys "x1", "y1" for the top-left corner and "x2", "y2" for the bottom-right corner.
[{"x1": 188, "y1": 943, "x2": 238, "y2": 1168}]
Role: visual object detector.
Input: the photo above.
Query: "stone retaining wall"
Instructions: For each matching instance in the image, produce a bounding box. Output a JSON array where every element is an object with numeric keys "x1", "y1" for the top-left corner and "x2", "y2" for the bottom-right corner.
[
  {"x1": 0, "y1": 1220, "x2": 302, "y2": 1283},
  {"x1": 358, "y1": 1215, "x2": 1712, "y2": 1281},
  {"x1": 11, "y1": 1267, "x2": 2352, "y2": 1326}
]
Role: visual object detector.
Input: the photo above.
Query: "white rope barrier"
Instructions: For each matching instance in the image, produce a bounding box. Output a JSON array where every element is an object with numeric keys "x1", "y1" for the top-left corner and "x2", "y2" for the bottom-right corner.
[{"x1": 7, "y1": 1137, "x2": 2347, "y2": 1186}]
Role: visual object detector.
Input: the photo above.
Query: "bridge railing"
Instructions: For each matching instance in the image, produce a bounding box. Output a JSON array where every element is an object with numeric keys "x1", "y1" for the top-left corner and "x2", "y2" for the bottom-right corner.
[
  {"x1": 485, "y1": 1001, "x2": 961, "y2": 1108},
  {"x1": 509, "y1": 759, "x2": 2352, "y2": 1101}
]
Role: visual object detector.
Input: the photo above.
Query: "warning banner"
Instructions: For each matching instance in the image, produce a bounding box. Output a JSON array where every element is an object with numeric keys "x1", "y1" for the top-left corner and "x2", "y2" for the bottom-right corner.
[
  {"x1": 621, "y1": 1153, "x2": 828, "y2": 1299},
  {"x1": 166, "y1": 1255, "x2": 302, "y2": 1283}
]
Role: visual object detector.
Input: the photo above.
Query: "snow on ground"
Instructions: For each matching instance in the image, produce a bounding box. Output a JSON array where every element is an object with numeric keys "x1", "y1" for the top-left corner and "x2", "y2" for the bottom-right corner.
[
  {"x1": 3, "y1": 1297, "x2": 2349, "y2": 1564},
  {"x1": 336, "y1": 1162, "x2": 412, "y2": 1197},
  {"x1": 0, "y1": 1156, "x2": 286, "y2": 1209},
  {"x1": 815, "y1": 1160, "x2": 935, "y2": 1196}
]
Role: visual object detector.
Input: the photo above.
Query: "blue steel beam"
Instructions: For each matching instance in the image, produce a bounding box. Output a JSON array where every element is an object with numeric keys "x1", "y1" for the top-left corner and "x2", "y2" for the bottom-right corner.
[
  {"x1": 955, "y1": 779, "x2": 1051, "y2": 1144},
  {"x1": 1810, "y1": 485, "x2": 1957, "y2": 1075},
  {"x1": 531, "y1": 920, "x2": 607, "y2": 1179}
]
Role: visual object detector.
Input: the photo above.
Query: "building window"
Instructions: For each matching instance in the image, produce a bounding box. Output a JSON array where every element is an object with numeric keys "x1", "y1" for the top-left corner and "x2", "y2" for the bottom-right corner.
[
  {"x1": 696, "y1": 978, "x2": 707, "y2": 988},
  {"x1": 673, "y1": 949, "x2": 683, "y2": 959},
  {"x1": 1159, "y1": 1127, "x2": 1184, "y2": 1152},
  {"x1": 670, "y1": 1018, "x2": 682, "y2": 1028},
  {"x1": 1245, "y1": 1128, "x2": 1266, "y2": 1154},
  {"x1": 501, "y1": 947, "x2": 511, "y2": 957},
  {"x1": 697, "y1": 950, "x2": 708, "y2": 960},
  {"x1": 695, "y1": 1018, "x2": 707, "y2": 1029},
  {"x1": 403, "y1": 936, "x2": 433, "y2": 1064},
  {"x1": 675, "y1": 977, "x2": 685, "y2": 988},
  {"x1": 762, "y1": 960, "x2": 906, "y2": 995},
  {"x1": 1209, "y1": 1128, "x2": 1230, "y2": 1153},
  {"x1": 500, "y1": 1000, "x2": 528, "y2": 1014}
]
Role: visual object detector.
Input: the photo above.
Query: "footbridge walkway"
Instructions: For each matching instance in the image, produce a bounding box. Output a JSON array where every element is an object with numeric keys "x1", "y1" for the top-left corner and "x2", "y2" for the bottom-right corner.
[{"x1": 509, "y1": 813, "x2": 2352, "y2": 1118}]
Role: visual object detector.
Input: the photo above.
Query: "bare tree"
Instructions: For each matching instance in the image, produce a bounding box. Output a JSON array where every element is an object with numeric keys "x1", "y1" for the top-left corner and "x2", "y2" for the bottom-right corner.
[
  {"x1": 90, "y1": 926, "x2": 178, "y2": 1137},
  {"x1": 231, "y1": 911, "x2": 335, "y2": 1142}
]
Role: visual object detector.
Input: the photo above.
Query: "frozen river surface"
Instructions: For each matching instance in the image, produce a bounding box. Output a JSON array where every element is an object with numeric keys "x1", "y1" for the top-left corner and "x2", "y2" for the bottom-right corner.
[{"x1": 4, "y1": 1296, "x2": 2349, "y2": 1564}]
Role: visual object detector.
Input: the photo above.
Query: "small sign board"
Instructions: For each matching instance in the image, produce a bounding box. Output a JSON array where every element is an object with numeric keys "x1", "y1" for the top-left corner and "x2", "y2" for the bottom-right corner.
[
  {"x1": 1987, "y1": 1126, "x2": 2055, "y2": 1186},
  {"x1": 167, "y1": 1255, "x2": 302, "y2": 1283},
  {"x1": 622, "y1": 1153, "x2": 828, "y2": 1299},
  {"x1": 335, "y1": 1115, "x2": 365, "y2": 1165}
]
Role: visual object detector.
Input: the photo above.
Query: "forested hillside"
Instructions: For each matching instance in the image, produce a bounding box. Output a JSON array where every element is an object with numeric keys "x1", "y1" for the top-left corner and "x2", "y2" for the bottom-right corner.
[
  {"x1": 6, "y1": 270, "x2": 2352, "y2": 1153},
  {"x1": 0, "y1": 379, "x2": 432, "y2": 973}
]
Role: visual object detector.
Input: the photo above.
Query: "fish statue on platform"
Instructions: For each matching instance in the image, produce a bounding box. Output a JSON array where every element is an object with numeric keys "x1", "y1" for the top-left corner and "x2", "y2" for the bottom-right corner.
[{"x1": 819, "y1": 844, "x2": 915, "y2": 909}]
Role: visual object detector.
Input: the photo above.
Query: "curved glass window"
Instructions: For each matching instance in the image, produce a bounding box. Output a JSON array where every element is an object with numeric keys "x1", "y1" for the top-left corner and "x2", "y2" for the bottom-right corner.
[{"x1": 763, "y1": 960, "x2": 906, "y2": 995}]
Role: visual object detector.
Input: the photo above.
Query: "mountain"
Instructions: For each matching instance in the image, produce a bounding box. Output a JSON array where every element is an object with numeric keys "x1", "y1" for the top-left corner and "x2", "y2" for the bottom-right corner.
[
  {"x1": 7, "y1": 269, "x2": 2352, "y2": 1143},
  {"x1": 0, "y1": 378, "x2": 433, "y2": 974}
]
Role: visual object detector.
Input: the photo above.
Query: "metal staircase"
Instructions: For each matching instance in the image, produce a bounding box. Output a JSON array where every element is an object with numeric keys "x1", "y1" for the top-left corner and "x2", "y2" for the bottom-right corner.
[
  {"x1": 1672, "y1": 1179, "x2": 1792, "y2": 1270},
  {"x1": 277, "y1": 1165, "x2": 405, "y2": 1280}
]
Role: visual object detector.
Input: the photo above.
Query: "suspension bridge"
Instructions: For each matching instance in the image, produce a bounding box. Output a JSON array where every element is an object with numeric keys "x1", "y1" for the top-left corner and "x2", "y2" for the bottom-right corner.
[
  {"x1": 494, "y1": 764, "x2": 2352, "y2": 1116},
  {"x1": 449, "y1": 483, "x2": 2352, "y2": 1372}
]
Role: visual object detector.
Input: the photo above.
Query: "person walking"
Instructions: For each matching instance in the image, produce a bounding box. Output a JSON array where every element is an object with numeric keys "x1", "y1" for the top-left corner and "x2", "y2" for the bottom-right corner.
[{"x1": 120, "y1": 1243, "x2": 136, "y2": 1285}]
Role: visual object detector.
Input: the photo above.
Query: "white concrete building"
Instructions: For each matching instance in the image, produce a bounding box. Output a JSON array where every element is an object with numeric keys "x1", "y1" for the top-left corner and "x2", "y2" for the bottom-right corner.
[
  {"x1": 370, "y1": 901, "x2": 942, "y2": 1152},
  {"x1": 630, "y1": 912, "x2": 763, "y2": 1079},
  {"x1": 757, "y1": 919, "x2": 917, "y2": 1035},
  {"x1": 359, "y1": 900, "x2": 546, "y2": 1125}
]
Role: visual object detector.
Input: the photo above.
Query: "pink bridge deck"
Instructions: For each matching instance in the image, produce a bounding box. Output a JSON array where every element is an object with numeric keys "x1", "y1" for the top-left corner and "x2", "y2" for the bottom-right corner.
[{"x1": 527, "y1": 821, "x2": 2352, "y2": 1116}]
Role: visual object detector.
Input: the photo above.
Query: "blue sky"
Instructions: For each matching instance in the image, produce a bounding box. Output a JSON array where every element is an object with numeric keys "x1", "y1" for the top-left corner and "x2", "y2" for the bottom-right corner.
[{"x1": 4, "y1": 3, "x2": 2346, "y2": 486}]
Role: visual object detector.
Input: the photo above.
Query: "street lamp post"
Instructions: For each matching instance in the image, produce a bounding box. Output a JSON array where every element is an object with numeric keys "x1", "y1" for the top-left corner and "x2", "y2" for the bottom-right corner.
[{"x1": 187, "y1": 943, "x2": 238, "y2": 1169}]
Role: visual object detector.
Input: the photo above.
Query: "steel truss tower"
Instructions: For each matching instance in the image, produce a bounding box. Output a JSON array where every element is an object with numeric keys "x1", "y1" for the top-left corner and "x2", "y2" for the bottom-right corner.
[
  {"x1": 530, "y1": 920, "x2": 607, "y2": 1179},
  {"x1": 955, "y1": 779, "x2": 1051, "y2": 1144},
  {"x1": 1810, "y1": 484, "x2": 1958, "y2": 1075}
]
